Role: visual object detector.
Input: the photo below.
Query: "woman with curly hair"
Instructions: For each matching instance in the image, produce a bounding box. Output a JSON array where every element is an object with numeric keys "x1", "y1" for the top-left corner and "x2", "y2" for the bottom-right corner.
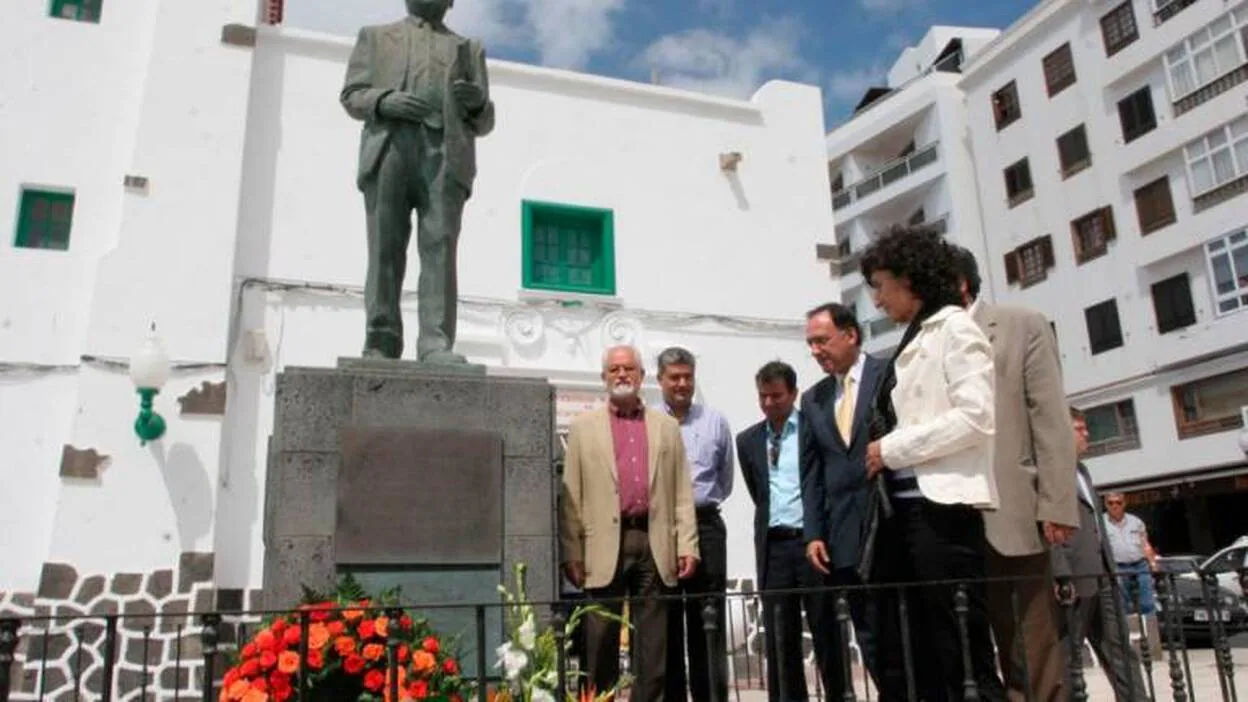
[{"x1": 857, "y1": 225, "x2": 1006, "y2": 701}]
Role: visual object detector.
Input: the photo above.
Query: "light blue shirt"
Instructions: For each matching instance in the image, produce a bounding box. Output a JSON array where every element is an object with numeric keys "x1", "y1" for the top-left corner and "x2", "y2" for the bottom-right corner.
[
  {"x1": 766, "y1": 409, "x2": 803, "y2": 529},
  {"x1": 665, "y1": 403, "x2": 735, "y2": 508}
]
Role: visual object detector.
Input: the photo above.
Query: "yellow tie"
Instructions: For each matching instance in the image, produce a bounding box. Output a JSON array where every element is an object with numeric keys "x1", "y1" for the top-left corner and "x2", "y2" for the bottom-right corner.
[{"x1": 837, "y1": 376, "x2": 855, "y2": 443}]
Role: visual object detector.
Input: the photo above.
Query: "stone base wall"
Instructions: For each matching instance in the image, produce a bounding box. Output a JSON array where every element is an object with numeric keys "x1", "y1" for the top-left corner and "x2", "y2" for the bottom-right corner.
[{"x1": 0, "y1": 554, "x2": 261, "y2": 702}]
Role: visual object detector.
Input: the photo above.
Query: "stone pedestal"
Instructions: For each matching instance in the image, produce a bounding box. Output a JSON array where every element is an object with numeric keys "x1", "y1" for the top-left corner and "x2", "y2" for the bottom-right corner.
[{"x1": 262, "y1": 361, "x2": 556, "y2": 675}]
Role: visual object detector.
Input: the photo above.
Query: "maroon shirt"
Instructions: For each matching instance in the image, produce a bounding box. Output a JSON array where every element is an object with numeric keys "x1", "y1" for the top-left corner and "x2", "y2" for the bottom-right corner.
[{"x1": 610, "y1": 405, "x2": 650, "y2": 517}]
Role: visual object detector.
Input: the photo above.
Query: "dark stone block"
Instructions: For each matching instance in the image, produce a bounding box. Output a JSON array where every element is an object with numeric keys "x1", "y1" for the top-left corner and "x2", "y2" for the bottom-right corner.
[
  {"x1": 486, "y1": 379, "x2": 554, "y2": 458},
  {"x1": 504, "y1": 536, "x2": 556, "y2": 607},
  {"x1": 178, "y1": 634, "x2": 204, "y2": 660},
  {"x1": 59, "y1": 445, "x2": 109, "y2": 479},
  {"x1": 247, "y1": 589, "x2": 263, "y2": 610},
  {"x1": 12, "y1": 592, "x2": 34, "y2": 608},
  {"x1": 262, "y1": 536, "x2": 335, "y2": 610},
  {"x1": 350, "y1": 374, "x2": 489, "y2": 430},
  {"x1": 42, "y1": 666, "x2": 68, "y2": 695},
  {"x1": 78, "y1": 622, "x2": 104, "y2": 647},
  {"x1": 117, "y1": 668, "x2": 150, "y2": 695},
  {"x1": 504, "y1": 457, "x2": 555, "y2": 537},
  {"x1": 337, "y1": 427, "x2": 503, "y2": 565},
  {"x1": 122, "y1": 600, "x2": 156, "y2": 633},
  {"x1": 38, "y1": 563, "x2": 78, "y2": 600},
  {"x1": 177, "y1": 553, "x2": 214, "y2": 593},
  {"x1": 124, "y1": 636, "x2": 164, "y2": 666},
  {"x1": 112, "y1": 573, "x2": 142, "y2": 596},
  {"x1": 274, "y1": 370, "x2": 353, "y2": 453},
  {"x1": 76, "y1": 575, "x2": 105, "y2": 605},
  {"x1": 159, "y1": 598, "x2": 190, "y2": 633},
  {"x1": 160, "y1": 665, "x2": 189, "y2": 690},
  {"x1": 54, "y1": 604, "x2": 85, "y2": 627},
  {"x1": 177, "y1": 381, "x2": 228, "y2": 415},
  {"x1": 85, "y1": 664, "x2": 104, "y2": 694},
  {"x1": 269, "y1": 452, "x2": 339, "y2": 537},
  {"x1": 215, "y1": 589, "x2": 244, "y2": 612},
  {"x1": 89, "y1": 599, "x2": 119, "y2": 616},
  {"x1": 30, "y1": 632, "x2": 74, "y2": 661},
  {"x1": 193, "y1": 588, "x2": 213, "y2": 615},
  {"x1": 147, "y1": 570, "x2": 173, "y2": 599}
]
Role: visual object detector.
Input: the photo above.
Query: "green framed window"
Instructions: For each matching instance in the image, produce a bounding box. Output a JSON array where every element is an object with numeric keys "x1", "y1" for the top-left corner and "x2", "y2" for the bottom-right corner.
[
  {"x1": 51, "y1": 0, "x2": 102, "y2": 23},
  {"x1": 14, "y1": 188, "x2": 75, "y2": 251},
  {"x1": 521, "y1": 201, "x2": 615, "y2": 295}
]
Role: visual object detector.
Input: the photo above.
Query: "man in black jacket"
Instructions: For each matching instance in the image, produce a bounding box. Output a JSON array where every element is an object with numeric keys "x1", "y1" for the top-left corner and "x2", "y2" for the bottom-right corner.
[
  {"x1": 799, "y1": 302, "x2": 882, "y2": 678},
  {"x1": 739, "y1": 361, "x2": 846, "y2": 702}
]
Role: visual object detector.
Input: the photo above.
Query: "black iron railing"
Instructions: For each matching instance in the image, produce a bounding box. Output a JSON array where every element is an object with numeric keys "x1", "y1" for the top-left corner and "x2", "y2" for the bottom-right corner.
[{"x1": 0, "y1": 569, "x2": 1243, "y2": 702}]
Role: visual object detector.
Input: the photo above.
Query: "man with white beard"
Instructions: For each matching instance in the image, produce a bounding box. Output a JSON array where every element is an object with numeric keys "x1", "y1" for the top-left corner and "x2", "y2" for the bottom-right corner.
[{"x1": 560, "y1": 345, "x2": 700, "y2": 702}]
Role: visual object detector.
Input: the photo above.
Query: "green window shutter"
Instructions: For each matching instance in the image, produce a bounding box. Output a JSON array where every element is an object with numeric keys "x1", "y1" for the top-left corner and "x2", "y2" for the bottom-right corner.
[
  {"x1": 521, "y1": 201, "x2": 615, "y2": 295},
  {"x1": 15, "y1": 189, "x2": 75, "y2": 251}
]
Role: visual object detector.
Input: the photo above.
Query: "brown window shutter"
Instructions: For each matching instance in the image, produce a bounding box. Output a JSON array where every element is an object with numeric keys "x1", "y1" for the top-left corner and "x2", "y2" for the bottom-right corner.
[
  {"x1": 1103, "y1": 207, "x2": 1117, "y2": 241},
  {"x1": 1004, "y1": 250, "x2": 1020, "y2": 284},
  {"x1": 1041, "y1": 235, "x2": 1056, "y2": 268}
]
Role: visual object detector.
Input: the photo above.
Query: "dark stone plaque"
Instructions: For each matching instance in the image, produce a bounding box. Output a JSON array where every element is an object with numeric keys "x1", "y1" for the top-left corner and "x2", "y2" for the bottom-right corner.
[{"x1": 337, "y1": 427, "x2": 504, "y2": 565}]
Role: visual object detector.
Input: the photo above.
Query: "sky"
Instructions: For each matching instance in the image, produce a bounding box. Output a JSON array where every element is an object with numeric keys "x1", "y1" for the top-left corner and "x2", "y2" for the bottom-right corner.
[{"x1": 284, "y1": 0, "x2": 1041, "y2": 127}]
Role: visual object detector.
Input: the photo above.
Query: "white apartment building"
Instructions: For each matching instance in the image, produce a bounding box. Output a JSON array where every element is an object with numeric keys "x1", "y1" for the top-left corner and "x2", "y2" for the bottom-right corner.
[
  {"x1": 828, "y1": 0, "x2": 1248, "y2": 556},
  {"x1": 960, "y1": 0, "x2": 1248, "y2": 555},
  {"x1": 824, "y1": 26, "x2": 1001, "y2": 357}
]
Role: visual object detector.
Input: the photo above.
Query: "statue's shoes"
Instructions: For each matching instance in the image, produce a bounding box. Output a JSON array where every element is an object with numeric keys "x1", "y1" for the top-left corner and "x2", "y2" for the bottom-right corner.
[{"x1": 419, "y1": 349, "x2": 468, "y2": 365}]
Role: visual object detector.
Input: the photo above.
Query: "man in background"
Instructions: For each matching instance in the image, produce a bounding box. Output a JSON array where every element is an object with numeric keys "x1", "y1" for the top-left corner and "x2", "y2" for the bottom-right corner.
[
  {"x1": 953, "y1": 248, "x2": 1079, "y2": 702},
  {"x1": 740, "y1": 360, "x2": 847, "y2": 701},
  {"x1": 658, "y1": 347, "x2": 734, "y2": 702},
  {"x1": 560, "y1": 345, "x2": 700, "y2": 702},
  {"x1": 1104, "y1": 492, "x2": 1159, "y2": 617},
  {"x1": 1052, "y1": 408, "x2": 1147, "y2": 701}
]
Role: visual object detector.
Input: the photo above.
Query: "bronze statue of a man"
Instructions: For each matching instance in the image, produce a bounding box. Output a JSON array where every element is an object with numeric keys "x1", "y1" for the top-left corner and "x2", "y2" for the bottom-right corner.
[{"x1": 341, "y1": 0, "x2": 495, "y2": 363}]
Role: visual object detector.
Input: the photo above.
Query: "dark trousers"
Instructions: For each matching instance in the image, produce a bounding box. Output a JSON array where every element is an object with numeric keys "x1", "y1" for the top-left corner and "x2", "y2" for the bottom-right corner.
[
  {"x1": 761, "y1": 531, "x2": 848, "y2": 702},
  {"x1": 667, "y1": 509, "x2": 729, "y2": 702},
  {"x1": 985, "y1": 550, "x2": 1066, "y2": 702},
  {"x1": 361, "y1": 124, "x2": 467, "y2": 358},
  {"x1": 871, "y1": 499, "x2": 1006, "y2": 702},
  {"x1": 1062, "y1": 577, "x2": 1147, "y2": 701},
  {"x1": 584, "y1": 525, "x2": 670, "y2": 702}
]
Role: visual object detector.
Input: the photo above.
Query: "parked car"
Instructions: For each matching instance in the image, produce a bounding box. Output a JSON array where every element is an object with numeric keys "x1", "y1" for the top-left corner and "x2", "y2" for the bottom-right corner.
[{"x1": 1151, "y1": 551, "x2": 1248, "y2": 645}]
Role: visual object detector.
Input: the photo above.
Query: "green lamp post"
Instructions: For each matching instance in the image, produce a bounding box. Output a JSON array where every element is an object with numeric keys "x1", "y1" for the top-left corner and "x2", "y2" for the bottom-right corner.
[{"x1": 129, "y1": 325, "x2": 171, "y2": 445}]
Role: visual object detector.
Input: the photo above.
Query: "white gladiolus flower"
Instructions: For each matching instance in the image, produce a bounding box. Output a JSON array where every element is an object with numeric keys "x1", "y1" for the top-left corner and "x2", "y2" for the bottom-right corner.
[
  {"x1": 533, "y1": 688, "x2": 555, "y2": 702},
  {"x1": 518, "y1": 614, "x2": 537, "y2": 650},
  {"x1": 495, "y1": 642, "x2": 529, "y2": 681}
]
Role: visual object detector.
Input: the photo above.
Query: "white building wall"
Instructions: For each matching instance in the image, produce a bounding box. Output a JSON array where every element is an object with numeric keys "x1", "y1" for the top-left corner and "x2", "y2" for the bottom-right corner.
[{"x1": 0, "y1": 14, "x2": 835, "y2": 593}]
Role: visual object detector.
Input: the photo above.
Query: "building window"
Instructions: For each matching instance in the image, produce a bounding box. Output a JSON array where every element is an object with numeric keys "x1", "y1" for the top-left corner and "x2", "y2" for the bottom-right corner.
[
  {"x1": 1082, "y1": 399, "x2": 1141, "y2": 457},
  {"x1": 1043, "y1": 43, "x2": 1078, "y2": 96},
  {"x1": 1071, "y1": 207, "x2": 1116, "y2": 264},
  {"x1": 1003, "y1": 158, "x2": 1034, "y2": 206},
  {"x1": 1184, "y1": 115, "x2": 1248, "y2": 197},
  {"x1": 992, "y1": 81, "x2": 1022, "y2": 130},
  {"x1": 1163, "y1": 8, "x2": 1248, "y2": 101},
  {"x1": 1151, "y1": 273, "x2": 1197, "y2": 334},
  {"x1": 1134, "y1": 177, "x2": 1177, "y2": 235},
  {"x1": 1171, "y1": 367, "x2": 1248, "y2": 439},
  {"x1": 1101, "y1": 2, "x2": 1139, "y2": 57},
  {"x1": 13, "y1": 188, "x2": 75, "y2": 251},
  {"x1": 1004, "y1": 235, "x2": 1055, "y2": 288},
  {"x1": 1056, "y1": 125, "x2": 1091, "y2": 177},
  {"x1": 521, "y1": 201, "x2": 615, "y2": 295},
  {"x1": 1084, "y1": 299, "x2": 1124, "y2": 355},
  {"x1": 1117, "y1": 87, "x2": 1157, "y2": 144},
  {"x1": 1204, "y1": 227, "x2": 1248, "y2": 314},
  {"x1": 50, "y1": 0, "x2": 101, "y2": 22}
]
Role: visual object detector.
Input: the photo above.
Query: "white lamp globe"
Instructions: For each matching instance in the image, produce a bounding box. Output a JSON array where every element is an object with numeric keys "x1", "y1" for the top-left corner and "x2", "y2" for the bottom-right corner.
[{"x1": 130, "y1": 327, "x2": 171, "y2": 391}]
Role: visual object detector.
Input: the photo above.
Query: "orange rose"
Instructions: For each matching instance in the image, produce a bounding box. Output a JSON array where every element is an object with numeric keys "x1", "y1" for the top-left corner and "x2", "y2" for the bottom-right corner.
[
  {"x1": 334, "y1": 636, "x2": 357, "y2": 656},
  {"x1": 327, "y1": 621, "x2": 346, "y2": 636},
  {"x1": 410, "y1": 650, "x2": 437, "y2": 677},
  {"x1": 374, "y1": 616, "x2": 390, "y2": 638},
  {"x1": 227, "y1": 679, "x2": 250, "y2": 701},
  {"x1": 307, "y1": 623, "x2": 330, "y2": 651},
  {"x1": 277, "y1": 651, "x2": 300, "y2": 675},
  {"x1": 242, "y1": 687, "x2": 268, "y2": 702},
  {"x1": 363, "y1": 643, "x2": 386, "y2": 661}
]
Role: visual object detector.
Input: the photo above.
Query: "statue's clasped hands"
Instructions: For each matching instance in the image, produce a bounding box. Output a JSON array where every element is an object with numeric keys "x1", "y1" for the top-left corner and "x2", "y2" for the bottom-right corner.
[{"x1": 378, "y1": 81, "x2": 484, "y2": 122}]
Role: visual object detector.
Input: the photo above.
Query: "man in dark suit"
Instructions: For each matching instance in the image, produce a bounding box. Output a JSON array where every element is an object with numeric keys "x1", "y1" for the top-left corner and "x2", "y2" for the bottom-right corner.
[
  {"x1": 739, "y1": 361, "x2": 847, "y2": 702},
  {"x1": 1052, "y1": 407, "x2": 1146, "y2": 701},
  {"x1": 799, "y1": 302, "x2": 882, "y2": 678}
]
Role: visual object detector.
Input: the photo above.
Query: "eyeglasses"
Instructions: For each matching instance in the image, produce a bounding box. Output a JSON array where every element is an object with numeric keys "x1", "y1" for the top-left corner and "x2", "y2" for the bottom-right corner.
[{"x1": 1106, "y1": 500, "x2": 1124, "y2": 505}]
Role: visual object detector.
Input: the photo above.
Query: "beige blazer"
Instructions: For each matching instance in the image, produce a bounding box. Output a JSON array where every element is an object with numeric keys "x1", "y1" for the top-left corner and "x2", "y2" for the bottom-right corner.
[
  {"x1": 559, "y1": 406, "x2": 699, "y2": 589},
  {"x1": 879, "y1": 305, "x2": 999, "y2": 508},
  {"x1": 972, "y1": 301, "x2": 1079, "y2": 557}
]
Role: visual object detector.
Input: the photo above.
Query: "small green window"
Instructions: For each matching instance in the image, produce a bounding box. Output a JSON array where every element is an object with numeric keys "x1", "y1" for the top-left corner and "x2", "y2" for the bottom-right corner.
[
  {"x1": 15, "y1": 188, "x2": 75, "y2": 251},
  {"x1": 51, "y1": 0, "x2": 102, "y2": 23},
  {"x1": 521, "y1": 201, "x2": 615, "y2": 295}
]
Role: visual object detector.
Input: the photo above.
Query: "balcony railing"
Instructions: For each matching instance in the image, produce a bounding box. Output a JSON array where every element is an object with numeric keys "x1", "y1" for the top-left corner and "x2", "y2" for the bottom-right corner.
[
  {"x1": 1174, "y1": 64, "x2": 1248, "y2": 116},
  {"x1": 1154, "y1": 0, "x2": 1198, "y2": 25},
  {"x1": 831, "y1": 142, "x2": 940, "y2": 211},
  {"x1": 1193, "y1": 172, "x2": 1248, "y2": 213}
]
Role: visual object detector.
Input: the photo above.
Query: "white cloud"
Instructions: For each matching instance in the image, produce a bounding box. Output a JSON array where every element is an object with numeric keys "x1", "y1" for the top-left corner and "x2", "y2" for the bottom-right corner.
[
  {"x1": 858, "y1": 0, "x2": 920, "y2": 14},
  {"x1": 524, "y1": 0, "x2": 626, "y2": 69},
  {"x1": 636, "y1": 17, "x2": 812, "y2": 100},
  {"x1": 826, "y1": 63, "x2": 887, "y2": 103},
  {"x1": 281, "y1": 0, "x2": 622, "y2": 69}
]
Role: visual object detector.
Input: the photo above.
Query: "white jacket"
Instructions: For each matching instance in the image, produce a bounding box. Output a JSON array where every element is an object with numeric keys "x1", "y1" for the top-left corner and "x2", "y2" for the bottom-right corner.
[{"x1": 879, "y1": 305, "x2": 999, "y2": 509}]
